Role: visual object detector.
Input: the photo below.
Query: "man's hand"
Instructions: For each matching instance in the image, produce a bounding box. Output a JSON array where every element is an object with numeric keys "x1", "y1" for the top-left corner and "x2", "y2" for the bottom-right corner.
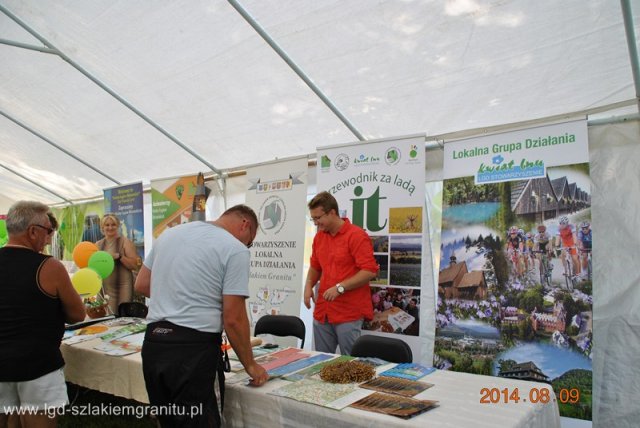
[
  {"x1": 303, "y1": 285, "x2": 316, "y2": 309},
  {"x1": 245, "y1": 362, "x2": 269, "y2": 386},
  {"x1": 322, "y1": 285, "x2": 340, "y2": 302}
]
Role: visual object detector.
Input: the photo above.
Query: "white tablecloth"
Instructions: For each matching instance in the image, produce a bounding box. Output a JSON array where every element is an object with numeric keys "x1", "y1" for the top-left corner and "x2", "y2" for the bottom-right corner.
[
  {"x1": 224, "y1": 368, "x2": 560, "y2": 428},
  {"x1": 61, "y1": 340, "x2": 560, "y2": 428},
  {"x1": 61, "y1": 337, "x2": 149, "y2": 403}
]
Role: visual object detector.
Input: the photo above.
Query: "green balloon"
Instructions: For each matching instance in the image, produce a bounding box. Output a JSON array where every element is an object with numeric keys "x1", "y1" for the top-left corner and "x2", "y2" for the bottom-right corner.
[
  {"x1": 88, "y1": 250, "x2": 115, "y2": 279},
  {"x1": 0, "y1": 220, "x2": 7, "y2": 248}
]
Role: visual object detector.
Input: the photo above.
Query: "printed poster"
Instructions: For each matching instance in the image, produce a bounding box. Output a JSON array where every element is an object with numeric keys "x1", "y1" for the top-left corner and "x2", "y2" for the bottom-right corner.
[
  {"x1": 150, "y1": 174, "x2": 199, "y2": 239},
  {"x1": 51, "y1": 200, "x2": 104, "y2": 261},
  {"x1": 435, "y1": 120, "x2": 592, "y2": 420},
  {"x1": 317, "y1": 136, "x2": 425, "y2": 361},
  {"x1": 103, "y1": 182, "x2": 145, "y2": 260},
  {"x1": 245, "y1": 158, "x2": 308, "y2": 334}
]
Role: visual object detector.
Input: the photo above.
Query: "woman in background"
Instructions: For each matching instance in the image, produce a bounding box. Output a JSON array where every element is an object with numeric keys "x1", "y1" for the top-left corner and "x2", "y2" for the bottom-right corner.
[{"x1": 96, "y1": 214, "x2": 138, "y2": 314}]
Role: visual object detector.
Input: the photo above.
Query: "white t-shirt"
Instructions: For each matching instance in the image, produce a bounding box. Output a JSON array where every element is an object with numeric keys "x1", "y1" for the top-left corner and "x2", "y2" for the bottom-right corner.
[{"x1": 144, "y1": 221, "x2": 250, "y2": 333}]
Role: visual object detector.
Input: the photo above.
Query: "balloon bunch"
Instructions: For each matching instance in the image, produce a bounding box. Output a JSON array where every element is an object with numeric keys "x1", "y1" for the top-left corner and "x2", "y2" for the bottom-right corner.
[{"x1": 70, "y1": 242, "x2": 115, "y2": 297}]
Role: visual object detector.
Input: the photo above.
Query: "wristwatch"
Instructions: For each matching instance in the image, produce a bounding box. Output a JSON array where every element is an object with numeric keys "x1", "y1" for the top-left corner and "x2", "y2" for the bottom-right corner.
[{"x1": 336, "y1": 283, "x2": 345, "y2": 294}]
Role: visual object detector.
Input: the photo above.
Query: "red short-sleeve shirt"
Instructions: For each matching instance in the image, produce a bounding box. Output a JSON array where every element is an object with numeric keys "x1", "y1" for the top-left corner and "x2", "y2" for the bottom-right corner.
[{"x1": 310, "y1": 219, "x2": 379, "y2": 323}]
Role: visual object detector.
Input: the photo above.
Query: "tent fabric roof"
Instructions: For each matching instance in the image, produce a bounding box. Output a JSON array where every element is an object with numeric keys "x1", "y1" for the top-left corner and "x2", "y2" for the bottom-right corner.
[{"x1": 1, "y1": 0, "x2": 638, "y2": 204}]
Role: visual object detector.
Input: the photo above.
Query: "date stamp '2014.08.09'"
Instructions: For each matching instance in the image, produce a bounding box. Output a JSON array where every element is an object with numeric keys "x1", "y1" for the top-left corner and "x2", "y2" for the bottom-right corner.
[{"x1": 479, "y1": 387, "x2": 580, "y2": 404}]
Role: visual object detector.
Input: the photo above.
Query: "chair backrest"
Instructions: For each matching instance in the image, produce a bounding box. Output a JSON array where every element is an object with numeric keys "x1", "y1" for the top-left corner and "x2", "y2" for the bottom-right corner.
[
  {"x1": 350, "y1": 334, "x2": 413, "y2": 363},
  {"x1": 117, "y1": 302, "x2": 149, "y2": 318},
  {"x1": 254, "y1": 314, "x2": 306, "y2": 348}
]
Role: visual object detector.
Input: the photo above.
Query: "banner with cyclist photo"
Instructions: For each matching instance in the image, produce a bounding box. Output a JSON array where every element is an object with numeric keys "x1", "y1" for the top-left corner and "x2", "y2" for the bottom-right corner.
[{"x1": 435, "y1": 120, "x2": 592, "y2": 421}]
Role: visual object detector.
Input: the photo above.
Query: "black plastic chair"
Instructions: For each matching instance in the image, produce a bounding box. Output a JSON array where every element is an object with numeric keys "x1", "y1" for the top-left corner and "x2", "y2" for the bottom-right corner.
[
  {"x1": 351, "y1": 334, "x2": 413, "y2": 363},
  {"x1": 117, "y1": 302, "x2": 149, "y2": 318},
  {"x1": 254, "y1": 314, "x2": 306, "y2": 348}
]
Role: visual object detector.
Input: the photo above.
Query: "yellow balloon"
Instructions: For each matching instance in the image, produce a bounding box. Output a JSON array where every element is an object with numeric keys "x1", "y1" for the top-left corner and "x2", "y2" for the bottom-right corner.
[{"x1": 71, "y1": 268, "x2": 102, "y2": 297}]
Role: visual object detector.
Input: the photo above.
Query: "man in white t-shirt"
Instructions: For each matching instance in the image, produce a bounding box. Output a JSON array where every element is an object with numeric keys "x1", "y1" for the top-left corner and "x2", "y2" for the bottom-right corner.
[{"x1": 135, "y1": 205, "x2": 268, "y2": 427}]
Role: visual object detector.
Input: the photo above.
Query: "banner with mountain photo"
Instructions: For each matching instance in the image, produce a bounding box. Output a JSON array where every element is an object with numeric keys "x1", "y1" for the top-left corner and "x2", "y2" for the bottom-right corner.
[
  {"x1": 435, "y1": 120, "x2": 592, "y2": 420},
  {"x1": 317, "y1": 136, "x2": 425, "y2": 361}
]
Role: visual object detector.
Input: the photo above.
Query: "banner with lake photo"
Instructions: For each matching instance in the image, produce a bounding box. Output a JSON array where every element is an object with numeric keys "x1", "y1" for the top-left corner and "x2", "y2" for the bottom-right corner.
[
  {"x1": 435, "y1": 120, "x2": 592, "y2": 420},
  {"x1": 317, "y1": 136, "x2": 425, "y2": 360}
]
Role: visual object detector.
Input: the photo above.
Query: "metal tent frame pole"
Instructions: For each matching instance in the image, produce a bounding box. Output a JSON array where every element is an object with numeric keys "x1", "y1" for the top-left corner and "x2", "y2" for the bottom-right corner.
[
  {"x1": 0, "y1": 162, "x2": 71, "y2": 204},
  {"x1": 0, "y1": 3, "x2": 225, "y2": 196},
  {"x1": 0, "y1": 110, "x2": 121, "y2": 185},
  {"x1": 228, "y1": 0, "x2": 366, "y2": 142},
  {"x1": 621, "y1": 0, "x2": 640, "y2": 112}
]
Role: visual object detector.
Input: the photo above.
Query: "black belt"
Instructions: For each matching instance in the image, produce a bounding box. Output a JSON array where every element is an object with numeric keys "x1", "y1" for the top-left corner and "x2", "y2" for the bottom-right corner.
[{"x1": 146, "y1": 321, "x2": 228, "y2": 412}]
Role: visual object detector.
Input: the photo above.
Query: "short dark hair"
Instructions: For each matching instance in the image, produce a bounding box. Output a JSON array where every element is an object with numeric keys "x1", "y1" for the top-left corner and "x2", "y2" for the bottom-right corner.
[
  {"x1": 223, "y1": 204, "x2": 258, "y2": 229},
  {"x1": 308, "y1": 191, "x2": 339, "y2": 215},
  {"x1": 47, "y1": 212, "x2": 58, "y2": 230}
]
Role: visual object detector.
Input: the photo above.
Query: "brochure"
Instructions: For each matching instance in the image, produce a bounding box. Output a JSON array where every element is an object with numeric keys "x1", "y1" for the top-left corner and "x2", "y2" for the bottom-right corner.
[
  {"x1": 350, "y1": 392, "x2": 439, "y2": 419},
  {"x1": 359, "y1": 376, "x2": 434, "y2": 397},
  {"x1": 379, "y1": 363, "x2": 435, "y2": 381}
]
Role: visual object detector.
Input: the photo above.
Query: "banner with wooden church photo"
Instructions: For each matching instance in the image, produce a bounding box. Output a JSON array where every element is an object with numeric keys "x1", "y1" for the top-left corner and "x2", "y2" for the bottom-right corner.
[{"x1": 435, "y1": 120, "x2": 593, "y2": 421}]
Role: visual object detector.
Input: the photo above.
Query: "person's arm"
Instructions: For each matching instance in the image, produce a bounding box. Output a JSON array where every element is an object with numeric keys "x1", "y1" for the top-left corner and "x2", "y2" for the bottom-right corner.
[
  {"x1": 134, "y1": 265, "x2": 152, "y2": 298},
  {"x1": 322, "y1": 231, "x2": 378, "y2": 301},
  {"x1": 303, "y1": 266, "x2": 321, "y2": 309},
  {"x1": 322, "y1": 269, "x2": 377, "y2": 301},
  {"x1": 117, "y1": 237, "x2": 139, "y2": 271},
  {"x1": 223, "y1": 295, "x2": 269, "y2": 386},
  {"x1": 40, "y1": 258, "x2": 86, "y2": 323}
]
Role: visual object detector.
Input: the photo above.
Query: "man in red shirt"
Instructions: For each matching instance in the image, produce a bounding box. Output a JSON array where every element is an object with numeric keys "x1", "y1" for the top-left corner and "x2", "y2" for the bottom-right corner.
[{"x1": 303, "y1": 192, "x2": 378, "y2": 355}]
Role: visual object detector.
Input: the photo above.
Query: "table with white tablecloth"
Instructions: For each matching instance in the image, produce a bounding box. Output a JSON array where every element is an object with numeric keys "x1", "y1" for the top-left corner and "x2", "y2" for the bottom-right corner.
[{"x1": 61, "y1": 340, "x2": 560, "y2": 428}]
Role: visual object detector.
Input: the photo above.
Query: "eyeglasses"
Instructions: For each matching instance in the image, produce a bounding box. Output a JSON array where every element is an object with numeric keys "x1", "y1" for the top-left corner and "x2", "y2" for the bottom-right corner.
[
  {"x1": 310, "y1": 212, "x2": 328, "y2": 223},
  {"x1": 32, "y1": 224, "x2": 55, "y2": 235}
]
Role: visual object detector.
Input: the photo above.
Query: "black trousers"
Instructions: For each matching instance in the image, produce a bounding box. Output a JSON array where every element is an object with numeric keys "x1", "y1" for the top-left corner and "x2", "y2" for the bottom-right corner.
[{"x1": 142, "y1": 321, "x2": 224, "y2": 428}]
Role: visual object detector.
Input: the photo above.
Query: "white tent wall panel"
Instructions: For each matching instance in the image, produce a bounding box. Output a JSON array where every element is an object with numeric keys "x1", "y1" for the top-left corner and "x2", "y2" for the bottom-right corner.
[{"x1": 589, "y1": 119, "x2": 640, "y2": 428}]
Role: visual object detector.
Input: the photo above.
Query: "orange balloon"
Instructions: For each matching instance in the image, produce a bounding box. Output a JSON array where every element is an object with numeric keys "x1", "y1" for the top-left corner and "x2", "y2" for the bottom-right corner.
[{"x1": 73, "y1": 241, "x2": 99, "y2": 268}]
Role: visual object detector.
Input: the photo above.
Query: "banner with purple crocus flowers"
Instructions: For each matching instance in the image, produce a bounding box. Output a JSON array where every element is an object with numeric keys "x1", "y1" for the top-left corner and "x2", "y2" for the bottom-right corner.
[{"x1": 435, "y1": 120, "x2": 592, "y2": 421}]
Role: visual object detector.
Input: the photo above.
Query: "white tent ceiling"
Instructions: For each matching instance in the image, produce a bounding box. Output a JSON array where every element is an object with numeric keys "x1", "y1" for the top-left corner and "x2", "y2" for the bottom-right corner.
[{"x1": 1, "y1": 0, "x2": 638, "y2": 205}]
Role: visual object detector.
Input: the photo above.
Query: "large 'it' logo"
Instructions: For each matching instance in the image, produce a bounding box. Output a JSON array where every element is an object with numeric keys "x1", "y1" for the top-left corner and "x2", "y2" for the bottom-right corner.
[{"x1": 350, "y1": 186, "x2": 387, "y2": 232}]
